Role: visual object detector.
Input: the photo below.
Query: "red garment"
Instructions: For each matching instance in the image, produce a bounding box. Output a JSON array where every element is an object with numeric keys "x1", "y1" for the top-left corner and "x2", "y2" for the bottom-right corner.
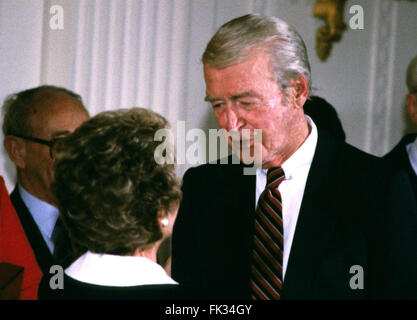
[{"x1": 0, "y1": 176, "x2": 42, "y2": 300}]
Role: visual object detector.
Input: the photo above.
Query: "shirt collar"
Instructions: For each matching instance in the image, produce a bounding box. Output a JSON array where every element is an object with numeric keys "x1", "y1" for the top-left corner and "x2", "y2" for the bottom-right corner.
[
  {"x1": 65, "y1": 251, "x2": 178, "y2": 287},
  {"x1": 257, "y1": 115, "x2": 318, "y2": 178},
  {"x1": 18, "y1": 184, "x2": 59, "y2": 238},
  {"x1": 406, "y1": 136, "x2": 417, "y2": 175},
  {"x1": 281, "y1": 115, "x2": 318, "y2": 178}
]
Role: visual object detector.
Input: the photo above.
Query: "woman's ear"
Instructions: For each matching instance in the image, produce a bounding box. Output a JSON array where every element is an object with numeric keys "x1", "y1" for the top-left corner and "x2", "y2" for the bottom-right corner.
[
  {"x1": 4, "y1": 136, "x2": 27, "y2": 169},
  {"x1": 158, "y1": 206, "x2": 179, "y2": 236},
  {"x1": 161, "y1": 217, "x2": 169, "y2": 228},
  {"x1": 157, "y1": 209, "x2": 170, "y2": 230}
]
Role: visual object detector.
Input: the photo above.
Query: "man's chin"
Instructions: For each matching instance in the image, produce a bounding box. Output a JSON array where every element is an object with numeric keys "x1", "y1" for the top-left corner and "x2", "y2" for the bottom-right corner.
[{"x1": 234, "y1": 147, "x2": 263, "y2": 167}]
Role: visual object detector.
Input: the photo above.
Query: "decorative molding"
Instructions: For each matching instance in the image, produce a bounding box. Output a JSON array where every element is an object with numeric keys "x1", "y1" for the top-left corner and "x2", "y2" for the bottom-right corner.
[{"x1": 313, "y1": 0, "x2": 347, "y2": 62}]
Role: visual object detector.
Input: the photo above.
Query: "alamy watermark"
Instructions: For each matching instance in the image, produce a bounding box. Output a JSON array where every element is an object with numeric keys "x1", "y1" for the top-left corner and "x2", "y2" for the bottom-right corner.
[
  {"x1": 49, "y1": 4, "x2": 365, "y2": 31},
  {"x1": 349, "y1": 265, "x2": 364, "y2": 290},
  {"x1": 49, "y1": 263, "x2": 366, "y2": 291},
  {"x1": 49, "y1": 5, "x2": 64, "y2": 30},
  {"x1": 349, "y1": 5, "x2": 364, "y2": 30},
  {"x1": 49, "y1": 265, "x2": 64, "y2": 289},
  {"x1": 154, "y1": 121, "x2": 263, "y2": 175}
]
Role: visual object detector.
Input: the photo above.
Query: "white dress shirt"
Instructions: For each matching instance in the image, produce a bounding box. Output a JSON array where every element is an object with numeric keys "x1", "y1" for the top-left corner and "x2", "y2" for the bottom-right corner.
[
  {"x1": 406, "y1": 136, "x2": 417, "y2": 175},
  {"x1": 19, "y1": 185, "x2": 59, "y2": 253},
  {"x1": 65, "y1": 251, "x2": 178, "y2": 287},
  {"x1": 255, "y1": 116, "x2": 318, "y2": 280}
]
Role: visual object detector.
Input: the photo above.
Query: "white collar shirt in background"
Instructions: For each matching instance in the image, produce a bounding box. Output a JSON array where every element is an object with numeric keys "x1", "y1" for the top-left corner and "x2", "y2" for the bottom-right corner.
[
  {"x1": 406, "y1": 136, "x2": 417, "y2": 176},
  {"x1": 19, "y1": 184, "x2": 59, "y2": 253},
  {"x1": 255, "y1": 116, "x2": 318, "y2": 280},
  {"x1": 65, "y1": 251, "x2": 178, "y2": 287}
]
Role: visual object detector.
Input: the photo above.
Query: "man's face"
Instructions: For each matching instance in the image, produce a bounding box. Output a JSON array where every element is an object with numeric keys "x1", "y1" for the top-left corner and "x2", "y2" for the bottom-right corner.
[
  {"x1": 204, "y1": 53, "x2": 307, "y2": 168},
  {"x1": 20, "y1": 92, "x2": 89, "y2": 205},
  {"x1": 407, "y1": 93, "x2": 417, "y2": 125}
]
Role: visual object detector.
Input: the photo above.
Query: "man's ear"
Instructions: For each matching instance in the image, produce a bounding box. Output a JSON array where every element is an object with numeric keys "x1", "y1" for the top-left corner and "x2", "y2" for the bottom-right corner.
[
  {"x1": 406, "y1": 93, "x2": 417, "y2": 125},
  {"x1": 4, "y1": 136, "x2": 26, "y2": 169},
  {"x1": 289, "y1": 75, "x2": 309, "y2": 109}
]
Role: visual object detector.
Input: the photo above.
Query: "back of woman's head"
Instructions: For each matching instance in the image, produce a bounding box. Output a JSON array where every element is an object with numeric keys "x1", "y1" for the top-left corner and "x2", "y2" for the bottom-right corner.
[{"x1": 53, "y1": 108, "x2": 181, "y2": 256}]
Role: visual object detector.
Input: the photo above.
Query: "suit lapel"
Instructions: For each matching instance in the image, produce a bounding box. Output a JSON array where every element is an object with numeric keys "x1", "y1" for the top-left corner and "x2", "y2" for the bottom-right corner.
[
  {"x1": 10, "y1": 187, "x2": 55, "y2": 273},
  {"x1": 282, "y1": 133, "x2": 341, "y2": 299},
  {"x1": 213, "y1": 158, "x2": 256, "y2": 298},
  {"x1": 235, "y1": 163, "x2": 257, "y2": 298},
  {"x1": 233, "y1": 161, "x2": 257, "y2": 256}
]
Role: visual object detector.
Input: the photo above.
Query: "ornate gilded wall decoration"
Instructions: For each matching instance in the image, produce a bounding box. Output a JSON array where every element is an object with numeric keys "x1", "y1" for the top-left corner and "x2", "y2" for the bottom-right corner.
[
  {"x1": 313, "y1": 0, "x2": 347, "y2": 61},
  {"x1": 313, "y1": 0, "x2": 416, "y2": 62}
]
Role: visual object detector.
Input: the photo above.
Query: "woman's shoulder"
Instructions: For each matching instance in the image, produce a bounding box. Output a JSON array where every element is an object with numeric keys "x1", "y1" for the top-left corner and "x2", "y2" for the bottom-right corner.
[{"x1": 38, "y1": 272, "x2": 194, "y2": 300}]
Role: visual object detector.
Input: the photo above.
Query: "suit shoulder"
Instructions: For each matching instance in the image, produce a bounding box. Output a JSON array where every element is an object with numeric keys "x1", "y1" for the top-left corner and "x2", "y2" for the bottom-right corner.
[
  {"x1": 182, "y1": 155, "x2": 242, "y2": 180},
  {"x1": 333, "y1": 140, "x2": 380, "y2": 170},
  {"x1": 383, "y1": 134, "x2": 416, "y2": 165},
  {"x1": 337, "y1": 140, "x2": 414, "y2": 193}
]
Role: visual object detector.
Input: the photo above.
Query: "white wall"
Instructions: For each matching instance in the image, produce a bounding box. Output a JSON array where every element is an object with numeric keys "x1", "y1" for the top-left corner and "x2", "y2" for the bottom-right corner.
[
  {"x1": 0, "y1": 0, "x2": 44, "y2": 192},
  {"x1": 0, "y1": 0, "x2": 416, "y2": 192},
  {"x1": 391, "y1": 1, "x2": 417, "y2": 140}
]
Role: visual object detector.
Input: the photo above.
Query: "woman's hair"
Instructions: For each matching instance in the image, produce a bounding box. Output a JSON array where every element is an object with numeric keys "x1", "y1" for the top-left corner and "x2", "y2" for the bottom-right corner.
[
  {"x1": 202, "y1": 14, "x2": 312, "y2": 96},
  {"x1": 53, "y1": 107, "x2": 181, "y2": 256}
]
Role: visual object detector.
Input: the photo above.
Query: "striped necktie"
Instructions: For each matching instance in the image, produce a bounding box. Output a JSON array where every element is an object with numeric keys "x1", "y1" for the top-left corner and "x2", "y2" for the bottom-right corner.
[{"x1": 250, "y1": 167, "x2": 285, "y2": 300}]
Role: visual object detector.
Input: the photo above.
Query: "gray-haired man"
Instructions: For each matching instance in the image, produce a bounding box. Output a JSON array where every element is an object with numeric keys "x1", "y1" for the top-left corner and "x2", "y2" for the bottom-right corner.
[{"x1": 172, "y1": 14, "x2": 417, "y2": 300}]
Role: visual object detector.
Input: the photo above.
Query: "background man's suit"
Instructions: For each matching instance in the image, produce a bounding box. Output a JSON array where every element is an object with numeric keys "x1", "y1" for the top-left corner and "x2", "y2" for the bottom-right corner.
[
  {"x1": 384, "y1": 133, "x2": 417, "y2": 201},
  {"x1": 0, "y1": 177, "x2": 42, "y2": 299},
  {"x1": 10, "y1": 188, "x2": 57, "y2": 274},
  {"x1": 172, "y1": 130, "x2": 417, "y2": 299}
]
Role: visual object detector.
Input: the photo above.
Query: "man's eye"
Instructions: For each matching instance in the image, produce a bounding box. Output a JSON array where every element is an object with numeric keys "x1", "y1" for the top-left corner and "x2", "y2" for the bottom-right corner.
[
  {"x1": 212, "y1": 103, "x2": 223, "y2": 109},
  {"x1": 239, "y1": 101, "x2": 253, "y2": 106}
]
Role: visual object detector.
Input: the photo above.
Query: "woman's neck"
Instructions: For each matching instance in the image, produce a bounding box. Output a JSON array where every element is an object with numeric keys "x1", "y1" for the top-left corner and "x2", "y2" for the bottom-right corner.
[{"x1": 132, "y1": 241, "x2": 161, "y2": 262}]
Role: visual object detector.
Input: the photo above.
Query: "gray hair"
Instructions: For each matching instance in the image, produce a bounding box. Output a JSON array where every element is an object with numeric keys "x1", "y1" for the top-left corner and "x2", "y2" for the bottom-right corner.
[
  {"x1": 202, "y1": 14, "x2": 312, "y2": 95},
  {"x1": 406, "y1": 55, "x2": 417, "y2": 94},
  {"x1": 2, "y1": 85, "x2": 84, "y2": 136}
]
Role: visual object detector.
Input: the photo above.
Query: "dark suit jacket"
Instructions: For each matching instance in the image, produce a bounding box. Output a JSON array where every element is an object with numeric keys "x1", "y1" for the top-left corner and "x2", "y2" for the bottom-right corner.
[
  {"x1": 172, "y1": 131, "x2": 417, "y2": 299},
  {"x1": 0, "y1": 178, "x2": 42, "y2": 299},
  {"x1": 304, "y1": 96, "x2": 346, "y2": 141},
  {"x1": 10, "y1": 187, "x2": 57, "y2": 274},
  {"x1": 384, "y1": 134, "x2": 417, "y2": 201}
]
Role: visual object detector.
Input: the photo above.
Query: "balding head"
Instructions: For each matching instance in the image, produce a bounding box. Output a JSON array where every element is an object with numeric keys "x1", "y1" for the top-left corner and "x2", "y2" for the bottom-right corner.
[
  {"x1": 2, "y1": 85, "x2": 89, "y2": 205},
  {"x1": 2, "y1": 85, "x2": 87, "y2": 137}
]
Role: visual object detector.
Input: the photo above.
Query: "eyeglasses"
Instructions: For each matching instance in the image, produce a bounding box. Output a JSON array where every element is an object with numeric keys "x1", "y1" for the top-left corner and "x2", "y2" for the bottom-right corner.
[{"x1": 13, "y1": 134, "x2": 64, "y2": 159}]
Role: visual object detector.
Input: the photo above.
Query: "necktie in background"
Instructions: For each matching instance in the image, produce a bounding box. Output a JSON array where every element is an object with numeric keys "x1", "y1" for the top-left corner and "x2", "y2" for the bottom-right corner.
[
  {"x1": 251, "y1": 167, "x2": 285, "y2": 300},
  {"x1": 52, "y1": 218, "x2": 76, "y2": 268},
  {"x1": 51, "y1": 218, "x2": 62, "y2": 246}
]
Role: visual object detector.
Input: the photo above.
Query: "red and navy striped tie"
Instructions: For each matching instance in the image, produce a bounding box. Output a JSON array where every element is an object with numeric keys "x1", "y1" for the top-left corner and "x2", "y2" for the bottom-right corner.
[{"x1": 251, "y1": 167, "x2": 285, "y2": 300}]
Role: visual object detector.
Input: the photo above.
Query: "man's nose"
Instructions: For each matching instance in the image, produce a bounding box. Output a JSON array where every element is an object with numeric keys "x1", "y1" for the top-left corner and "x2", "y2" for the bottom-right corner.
[{"x1": 225, "y1": 105, "x2": 241, "y2": 131}]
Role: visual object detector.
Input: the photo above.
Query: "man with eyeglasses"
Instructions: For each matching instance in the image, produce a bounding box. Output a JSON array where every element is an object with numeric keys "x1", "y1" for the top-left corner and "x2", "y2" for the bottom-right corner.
[
  {"x1": 384, "y1": 54, "x2": 417, "y2": 202},
  {"x1": 2, "y1": 85, "x2": 89, "y2": 273}
]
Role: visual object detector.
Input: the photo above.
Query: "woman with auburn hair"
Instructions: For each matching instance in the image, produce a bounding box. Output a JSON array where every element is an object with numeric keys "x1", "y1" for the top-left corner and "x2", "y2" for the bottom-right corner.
[{"x1": 38, "y1": 108, "x2": 184, "y2": 299}]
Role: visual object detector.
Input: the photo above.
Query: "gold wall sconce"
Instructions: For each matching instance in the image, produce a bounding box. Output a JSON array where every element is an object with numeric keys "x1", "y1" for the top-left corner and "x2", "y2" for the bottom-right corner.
[
  {"x1": 313, "y1": 0, "x2": 347, "y2": 62},
  {"x1": 313, "y1": 0, "x2": 416, "y2": 62}
]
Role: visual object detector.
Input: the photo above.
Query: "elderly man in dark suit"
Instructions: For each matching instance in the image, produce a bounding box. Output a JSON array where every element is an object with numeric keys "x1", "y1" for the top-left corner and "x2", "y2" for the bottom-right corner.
[
  {"x1": 2, "y1": 85, "x2": 89, "y2": 273},
  {"x1": 171, "y1": 14, "x2": 417, "y2": 300},
  {"x1": 384, "y1": 54, "x2": 417, "y2": 200}
]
